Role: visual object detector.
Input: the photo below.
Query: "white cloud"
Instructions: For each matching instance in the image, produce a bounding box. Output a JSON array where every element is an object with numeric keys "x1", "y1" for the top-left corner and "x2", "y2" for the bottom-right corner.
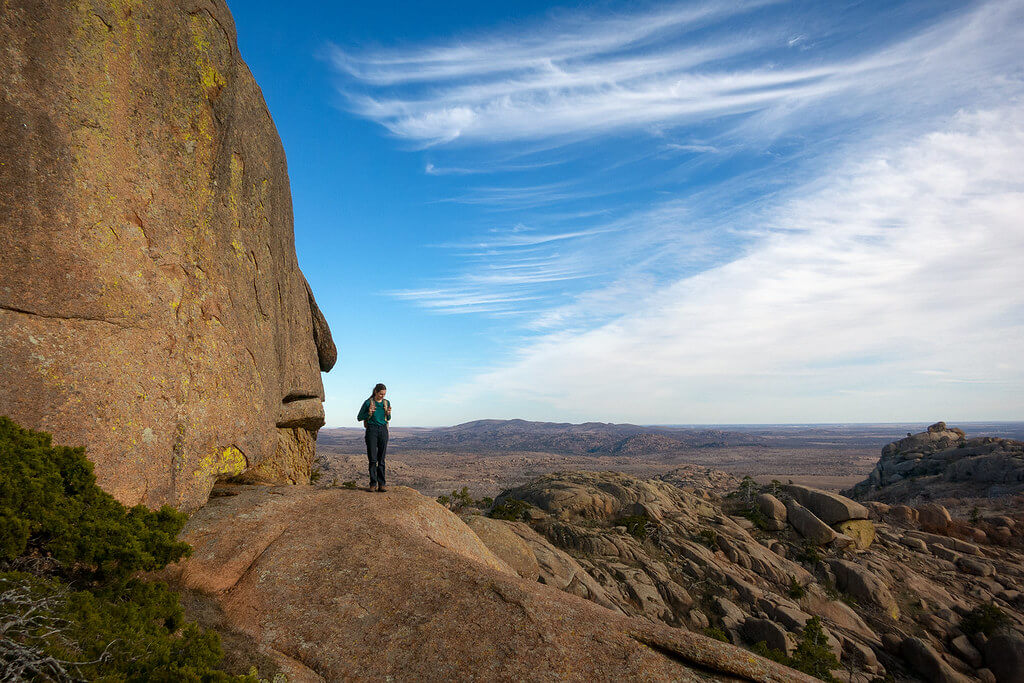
[
  {"x1": 333, "y1": 1, "x2": 1024, "y2": 145},
  {"x1": 438, "y1": 106, "x2": 1024, "y2": 422},
  {"x1": 326, "y1": 0, "x2": 1024, "y2": 424}
]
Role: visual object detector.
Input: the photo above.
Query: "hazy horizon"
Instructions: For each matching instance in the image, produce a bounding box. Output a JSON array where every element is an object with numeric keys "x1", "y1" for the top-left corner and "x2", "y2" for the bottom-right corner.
[{"x1": 322, "y1": 418, "x2": 1024, "y2": 431}]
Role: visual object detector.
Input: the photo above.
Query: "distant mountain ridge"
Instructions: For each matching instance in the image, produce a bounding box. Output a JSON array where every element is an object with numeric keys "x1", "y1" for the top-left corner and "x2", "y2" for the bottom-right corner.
[{"x1": 319, "y1": 418, "x2": 767, "y2": 455}]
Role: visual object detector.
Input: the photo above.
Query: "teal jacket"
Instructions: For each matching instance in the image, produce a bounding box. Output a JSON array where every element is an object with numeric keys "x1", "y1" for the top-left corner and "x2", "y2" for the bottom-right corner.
[{"x1": 357, "y1": 398, "x2": 391, "y2": 426}]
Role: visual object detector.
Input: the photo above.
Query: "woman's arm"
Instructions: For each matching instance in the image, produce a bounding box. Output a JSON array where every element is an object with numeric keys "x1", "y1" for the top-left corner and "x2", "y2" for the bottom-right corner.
[{"x1": 356, "y1": 399, "x2": 370, "y2": 422}]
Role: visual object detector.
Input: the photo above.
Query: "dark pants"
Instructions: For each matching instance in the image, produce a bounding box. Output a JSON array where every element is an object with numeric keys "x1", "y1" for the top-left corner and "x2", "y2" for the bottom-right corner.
[{"x1": 365, "y1": 422, "x2": 388, "y2": 486}]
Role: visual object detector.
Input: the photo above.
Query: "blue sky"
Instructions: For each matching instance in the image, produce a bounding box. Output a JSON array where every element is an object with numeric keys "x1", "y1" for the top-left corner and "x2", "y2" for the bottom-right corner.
[{"x1": 228, "y1": 0, "x2": 1024, "y2": 427}]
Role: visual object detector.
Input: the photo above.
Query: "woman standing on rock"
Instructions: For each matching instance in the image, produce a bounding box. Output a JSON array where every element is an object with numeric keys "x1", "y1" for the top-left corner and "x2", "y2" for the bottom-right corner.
[{"x1": 357, "y1": 383, "x2": 391, "y2": 492}]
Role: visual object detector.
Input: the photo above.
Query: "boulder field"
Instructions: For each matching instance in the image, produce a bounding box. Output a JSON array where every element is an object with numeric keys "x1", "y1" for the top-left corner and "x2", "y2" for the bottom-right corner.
[
  {"x1": 0, "y1": 0, "x2": 336, "y2": 510},
  {"x1": 468, "y1": 466, "x2": 1024, "y2": 682},
  {"x1": 162, "y1": 484, "x2": 813, "y2": 682}
]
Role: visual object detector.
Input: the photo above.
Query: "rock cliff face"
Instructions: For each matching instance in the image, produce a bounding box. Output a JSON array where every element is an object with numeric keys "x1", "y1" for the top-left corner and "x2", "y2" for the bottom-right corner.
[
  {"x1": 0, "y1": 0, "x2": 335, "y2": 510},
  {"x1": 847, "y1": 422, "x2": 1024, "y2": 502}
]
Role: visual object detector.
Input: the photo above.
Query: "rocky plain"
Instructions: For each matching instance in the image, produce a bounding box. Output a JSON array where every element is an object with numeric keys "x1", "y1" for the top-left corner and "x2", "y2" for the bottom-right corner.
[
  {"x1": 2, "y1": 0, "x2": 1023, "y2": 681},
  {"x1": 308, "y1": 421, "x2": 1024, "y2": 682}
]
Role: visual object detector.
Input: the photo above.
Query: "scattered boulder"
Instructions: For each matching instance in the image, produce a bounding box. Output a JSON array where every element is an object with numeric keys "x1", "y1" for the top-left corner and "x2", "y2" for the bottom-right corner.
[
  {"x1": 863, "y1": 501, "x2": 890, "y2": 519},
  {"x1": 743, "y1": 618, "x2": 792, "y2": 655},
  {"x1": 782, "y1": 484, "x2": 869, "y2": 524},
  {"x1": 957, "y1": 556, "x2": 995, "y2": 577},
  {"x1": 919, "y1": 503, "x2": 953, "y2": 534},
  {"x1": 984, "y1": 634, "x2": 1024, "y2": 683},
  {"x1": 901, "y1": 637, "x2": 972, "y2": 683},
  {"x1": 950, "y1": 634, "x2": 983, "y2": 668},
  {"x1": 757, "y1": 493, "x2": 788, "y2": 531},
  {"x1": 842, "y1": 636, "x2": 884, "y2": 675},
  {"x1": 901, "y1": 535, "x2": 930, "y2": 553},
  {"x1": 827, "y1": 559, "x2": 899, "y2": 619},
  {"x1": 833, "y1": 519, "x2": 875, "y2": 550},
  {"x1": 891, "y1": 505, "x2": 920, "y2": 524},
  {"x1": 786, "y1": 500, "x2": 837, "y2": 545}
]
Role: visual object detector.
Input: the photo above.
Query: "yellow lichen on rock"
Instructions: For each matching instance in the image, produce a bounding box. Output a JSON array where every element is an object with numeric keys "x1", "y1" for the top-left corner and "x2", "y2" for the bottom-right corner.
[
  {"x1": 194, "y1": 445, "x2": 248, "y2": 488},
  {"x1": 834, "y1": 519, "x2": 875, "y2": 550}
]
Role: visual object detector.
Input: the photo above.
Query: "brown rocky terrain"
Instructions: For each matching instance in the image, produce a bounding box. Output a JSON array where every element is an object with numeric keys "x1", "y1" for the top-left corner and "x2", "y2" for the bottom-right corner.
[
  {"x1": 317, "y1": 422, "x2": 1024, "y2": 500},
  {"x1": 0, "y1": 0, "x2": 335, "y2": 511},
  {"x1": 0, "y1": 2, "x2": 858, "y2": 680},
  {"x1": 448, "y1": 426, "x2": 1024, "y2": 682},
  {"x1": 6, "y1": 3, "x2": 1022, "y2": 681},
  {"x1": 163, "y1": 484, "x2": 815, "y2": 682}
]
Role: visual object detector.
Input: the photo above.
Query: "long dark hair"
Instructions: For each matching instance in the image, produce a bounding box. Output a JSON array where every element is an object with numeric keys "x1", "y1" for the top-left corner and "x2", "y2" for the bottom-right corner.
[{"x1": 367, "y1": 383, "x2": 387, "y2": 415}]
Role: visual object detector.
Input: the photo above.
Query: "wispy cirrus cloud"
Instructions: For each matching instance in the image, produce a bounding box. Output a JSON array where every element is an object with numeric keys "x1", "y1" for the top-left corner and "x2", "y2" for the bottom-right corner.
[
  {"x1": 331, "y1": 0, "x2": 780, "y2": 86},
  {"x1": 332, "y1": 1, "x2": 1023, "y2": 146},
  {"x1": 326, "y1": 0, "x2": 1024, "y2": 424}
]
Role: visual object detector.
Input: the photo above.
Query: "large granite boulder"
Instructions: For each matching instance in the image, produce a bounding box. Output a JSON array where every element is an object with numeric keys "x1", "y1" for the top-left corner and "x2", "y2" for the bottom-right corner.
[
  {"x1": 846, "y1": 422, "x2": 1024, "y2": 501},
  {"x1": 162, "y1": 485, "x2": 815, "y2": 682},
  {"x1": 781, "y1": 484, "x2": 869, "y2": 524},
  {"x1": 499, "y1": 470, "x2": 685, "y2": 522},
  {"x1": 757, "y1": 492, "x2": 788, "y2": 530},
  {"x1": 826, "y1": 559, "x2": 900, "y2": 620},
  {"x1": 833, "y1": 519, "x2": 875, "y2": 549},
  {"x1": 786, "y1": 500, "x2": 837, "y2": 545},
  {"x1": 0, "y1": 0, "x2": 335, "y2": 510},
  {"x1": 901, "y1": 637, "x2": 972, "y2": 683},
  {"x1": 984, "y1": 634, "x2": 1024, "y2": 683}
]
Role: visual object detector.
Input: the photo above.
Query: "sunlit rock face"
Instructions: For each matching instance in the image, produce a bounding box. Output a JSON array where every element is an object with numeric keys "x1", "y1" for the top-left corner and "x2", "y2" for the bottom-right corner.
[{"x1": 0, "y1": 0, "x2": 336, "y2": 510}]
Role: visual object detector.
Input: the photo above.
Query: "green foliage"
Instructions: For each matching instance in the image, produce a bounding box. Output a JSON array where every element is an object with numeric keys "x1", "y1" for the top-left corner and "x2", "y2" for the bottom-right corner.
[
  {"x1": 961, "y1": 602, "x2": 1010, "y2": 636},
  {"x1": 703, "y1": 627, "x2": 728, "y2": 642},
  {"x1": 693, "y1": 528, "x2": 719, "y2": 550},
  {"x1": 0, "y1": 417, "x2": 254, "y2": 681},
  {"x1": 970, "y1": 506, "x2": 981, "y2": 524},
  {"x1": 788, "y1": 575, "x2": 807, "y2": 600},
  {"x1": 740, "y1": 507, "x2": 770, "y2": 531},
  {"x1": 488, "y1": 498, "x2": 532, "y2": 521},
  {"x1": 752, "y1": 640, "x2": 789, "y2": 664},
  {"x1": 0, "y1": 416, "x2": 191, "y2": 581},
  {"x1": 789, "y1": 617, "x2": 840, "y2": 681},
  {"x1": 437, "y1": 486, "x2": 492, "y2": 513},
  {"x1": 749, "y1": 617, "x2": 838, "y2": 682},
  {"x1": 618, "y1": 514, "x2": 653, "y2": 541},
  {"x1": 796, "y1": 542, "x2": 822, "y2": 565},
  {"x1": 341, "y1": 480, "x2": 358, "y2": 489},
  {"x1": 1, "y1": 572, "x2": 248, "y2": 681},
  {"x1": 737, "y1": 476, "x2": 759, "y2": 508}
]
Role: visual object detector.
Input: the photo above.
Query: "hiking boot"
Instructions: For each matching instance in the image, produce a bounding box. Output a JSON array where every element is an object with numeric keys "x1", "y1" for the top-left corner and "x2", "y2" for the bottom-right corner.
[
  {"x1": 377, "y1": 486, "x2": 388, "y2": 493},
  {"x1": 367, "y1": 484, "x2": 377, "y2": 492}
]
